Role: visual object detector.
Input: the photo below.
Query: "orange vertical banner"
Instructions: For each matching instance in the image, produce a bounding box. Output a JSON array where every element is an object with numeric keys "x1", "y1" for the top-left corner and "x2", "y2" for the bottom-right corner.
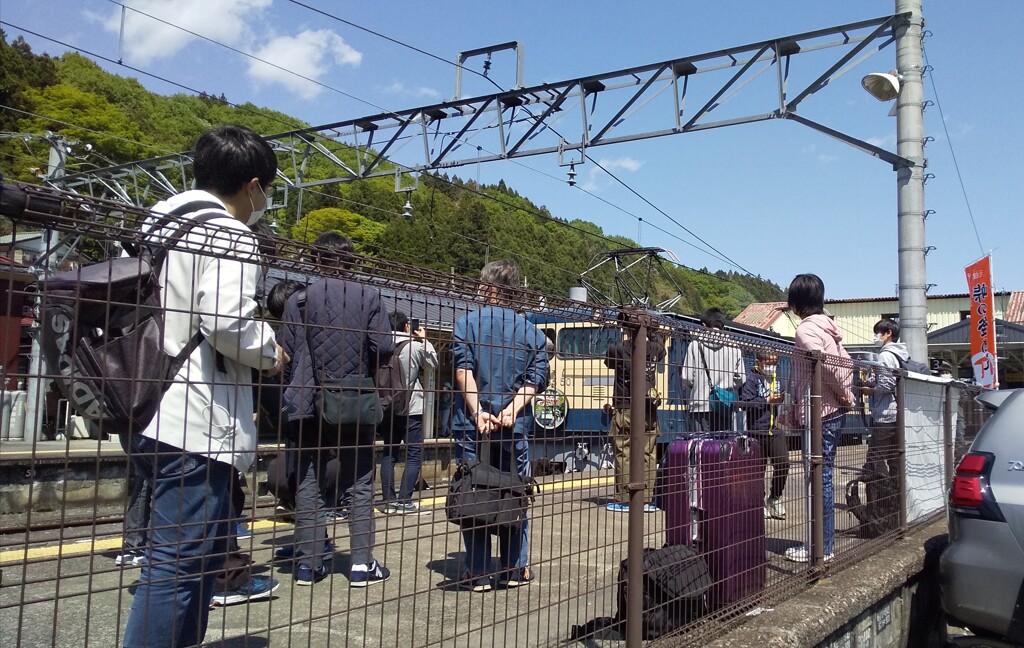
[{"x1": 965, "y1": 256, "x2": 998, "y2": 388}]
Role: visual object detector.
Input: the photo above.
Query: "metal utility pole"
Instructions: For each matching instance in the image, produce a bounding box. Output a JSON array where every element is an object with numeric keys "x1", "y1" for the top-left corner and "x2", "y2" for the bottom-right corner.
[
  {"x1": 25, "y1": 134, "x2": 67, "y2": 441},
  {"x1": 895, "y1": 0, "x2": 929, "y2": 362}
]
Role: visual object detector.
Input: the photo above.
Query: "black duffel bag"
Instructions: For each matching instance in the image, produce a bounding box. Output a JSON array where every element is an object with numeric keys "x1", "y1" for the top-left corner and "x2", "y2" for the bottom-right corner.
[
  {"x1": 445, "y1": 459, "x2": 537, "y2": 535},
  {"x1": 571, "y1": 544, "x2": 712, "y2": 642}
]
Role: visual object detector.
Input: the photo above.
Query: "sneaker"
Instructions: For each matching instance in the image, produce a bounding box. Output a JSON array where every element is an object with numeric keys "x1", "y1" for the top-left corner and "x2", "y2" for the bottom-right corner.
[
  {"x1": 381, "y1": 502, "x2": 402, "y2": 515},
  {"x1": 275, "y1": 503, "x2": 296, "y2": 521},
  {"x1": 275, "y1": 540, "x2": 334, "y2": 561},
  {"x1": 114, "y1": 549, "x2": 146, "y2": 567},
  {"x1": 643, "y1": 503, "x2": 659, "y2": 513},
  {"x1": 325, "y1": 508, "x2": 349, "y2": 521},
  {"x1": 463, "y1": 575, "x2": 493, "y2": 593},
  {"x1": 784, "y1": 545, "x2": 834, "y2": 563},
  {"x1": 234, "y1": 521, "x2": 252, "y2": 539},
  {"x1": 210, "y1": 575, "x2": 280, "y2": 606},
  {"x1": 394, "y1": 502, "x2": 430, "y2": 515},
  {"x1": 350, "y1": 561, "x2": 391, "y2": 588},
  {"x1": 767, "y1": 498, "x2": 787, "y2": 520},
  {"x1": 606, "y1": 502, "x2": 629, "y2": 512},
  {"x1": 295, "y1": 564, "x2": 330, "y2": 586},
  {"x1": 499, "y1": 567, "x2": 535, "y2": 588}
]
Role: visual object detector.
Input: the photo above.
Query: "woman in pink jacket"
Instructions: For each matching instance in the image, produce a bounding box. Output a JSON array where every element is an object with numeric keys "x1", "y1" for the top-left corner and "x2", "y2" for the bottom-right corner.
[{"x1": 785, "y1": 274, "x2": 854, "y2": 562}]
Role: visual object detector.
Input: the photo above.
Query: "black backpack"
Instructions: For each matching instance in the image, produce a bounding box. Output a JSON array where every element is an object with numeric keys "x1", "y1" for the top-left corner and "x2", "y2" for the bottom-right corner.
[
  {"x1": 375, "y1": 339, "x2": 412, "y2": 415},
  {"x1": 571, "y1": 545, "x2": 711, "y2": 642},
  {"x1": 845, "y1": 470, "x2": 899, "y2": 538},
  {"x1": 36, "y1": 202, "x2": 226, "y2": 431},
  {"x1": 896, "y1": 354, "x2": 931, "y2": 375}
]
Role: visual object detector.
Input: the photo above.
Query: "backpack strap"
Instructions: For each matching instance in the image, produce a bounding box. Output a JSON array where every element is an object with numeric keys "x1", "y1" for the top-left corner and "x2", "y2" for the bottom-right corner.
[
  {"x1": 124, "y1": 200, "x2": 225, "y2": 257},
  {"x1": 391, "y1": 339, "x2": 413, "y2": 389},
  {"x1": 147, "y1": 203, "x2": 236, "y2": 368}
]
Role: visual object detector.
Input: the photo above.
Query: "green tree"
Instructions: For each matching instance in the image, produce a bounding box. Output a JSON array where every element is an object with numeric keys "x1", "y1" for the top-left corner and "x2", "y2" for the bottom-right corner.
[
  {"x1": 292, "y1": 207, "x2": 386, "y2": 253},
  {"x1": 19, "y1": 83, "x2": 148, "y2": 162}
]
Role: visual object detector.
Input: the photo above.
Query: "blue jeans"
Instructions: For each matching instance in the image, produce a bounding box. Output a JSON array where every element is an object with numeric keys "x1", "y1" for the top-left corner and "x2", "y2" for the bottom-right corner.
[
  {"x1": 380, "y1": 415, "x2": 424, "y2": 503},
  {"x1": 454, "y1": 429, "x2": 531, "y2": 576},
  {"x1": 122, "y1": 435, "x2": 232, "y2": 648},
  {"x1": 822, "y1": 412, "x2": 844, "y2": 555}
]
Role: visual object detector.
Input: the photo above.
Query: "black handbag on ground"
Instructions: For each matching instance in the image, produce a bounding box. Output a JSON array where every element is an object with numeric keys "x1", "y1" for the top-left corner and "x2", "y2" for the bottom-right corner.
[{"x1": 445, "y1": 447, "x2": 537, "y2": 535}]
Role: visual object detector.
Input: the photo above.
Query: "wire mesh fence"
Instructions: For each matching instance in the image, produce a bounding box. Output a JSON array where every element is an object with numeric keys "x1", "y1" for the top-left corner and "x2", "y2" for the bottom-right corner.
[{"x1": 0, "y1": 180, "x2": 989, "y2": 647}]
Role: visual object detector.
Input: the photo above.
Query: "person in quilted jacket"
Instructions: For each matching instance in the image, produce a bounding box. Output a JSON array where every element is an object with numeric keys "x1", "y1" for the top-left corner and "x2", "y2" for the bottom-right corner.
[{"x1": 279, "y1": 233, "x2": 394, "y2": 588}]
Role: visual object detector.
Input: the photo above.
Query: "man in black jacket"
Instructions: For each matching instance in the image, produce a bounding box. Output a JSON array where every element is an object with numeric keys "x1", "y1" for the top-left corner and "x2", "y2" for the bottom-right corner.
[
  {"x1": 604, "y1": 327, "x2": 665, "y2": 513},
  {"x1": 279, "y1": 233, "x2": 393, "y2": 587}
]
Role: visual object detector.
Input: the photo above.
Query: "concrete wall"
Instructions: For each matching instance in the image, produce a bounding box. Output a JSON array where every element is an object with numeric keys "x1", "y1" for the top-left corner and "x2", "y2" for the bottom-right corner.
[{"x1": 697, "y1": 520, "x2": 950, "y2": 648}]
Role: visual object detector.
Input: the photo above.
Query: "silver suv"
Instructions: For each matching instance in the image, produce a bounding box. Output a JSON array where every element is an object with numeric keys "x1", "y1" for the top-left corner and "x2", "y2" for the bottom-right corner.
[{"x1": 941, "y1": 388, "x2": 1024, "y2": 644}]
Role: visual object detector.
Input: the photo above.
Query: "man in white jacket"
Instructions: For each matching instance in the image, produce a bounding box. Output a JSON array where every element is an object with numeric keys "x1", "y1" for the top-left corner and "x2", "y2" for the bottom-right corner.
[{"x1": 123, "y1": 126, "x2": 287, "y2": 648}]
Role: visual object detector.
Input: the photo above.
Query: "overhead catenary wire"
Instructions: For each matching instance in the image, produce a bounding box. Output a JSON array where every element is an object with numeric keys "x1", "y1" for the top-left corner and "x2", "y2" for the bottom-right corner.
[
  {"x1": 0, "y1": 20, "x2": 775, "y2": 302},
  {"x1": 4, "y1": 13, "x2": 749, "y2": 276},
  {"x1": 275, "y1": 2, "x2": 764, "y2": 279}
]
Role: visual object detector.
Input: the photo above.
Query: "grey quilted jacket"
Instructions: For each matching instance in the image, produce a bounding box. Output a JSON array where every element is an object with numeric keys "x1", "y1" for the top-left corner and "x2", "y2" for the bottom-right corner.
[{"x1": 279, "y1": 277, "x2": 393, "y2": 423}]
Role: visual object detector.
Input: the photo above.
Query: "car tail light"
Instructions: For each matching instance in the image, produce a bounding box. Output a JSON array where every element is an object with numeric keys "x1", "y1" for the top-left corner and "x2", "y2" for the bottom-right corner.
[{"x1": 949, "y1": 452, "x2": 1005, "y2": 521}]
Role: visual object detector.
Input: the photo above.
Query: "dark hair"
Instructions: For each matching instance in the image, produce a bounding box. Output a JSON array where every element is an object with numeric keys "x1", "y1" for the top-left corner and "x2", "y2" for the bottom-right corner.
[
  {"x1": 787, "y1": 273, "x2": 826, "y2": 318},
  {"x1": 700, "y1": 307, "x2": 728, "y2": 330},
  {"x1": 266, "y1": 280, "x2": 304, "y2": 319},
  {"x1": 480, "y1": 259, "x2": 521, "y2": 302},
  {"x1": 873, "y1": 318, "x2": 901, "y2": 341},
  {"x1": 249, "y1": 222, "x2": 278, "y2": 261},
  {"x1": 312, "y1": 231, "x2": 355, "y2": 270},
  {"x1": 389, "y1": 310, "x2": 409, "y2": 332},
  {"x1": 193, "y1": 126, "x2": 277, "y2": 195}
]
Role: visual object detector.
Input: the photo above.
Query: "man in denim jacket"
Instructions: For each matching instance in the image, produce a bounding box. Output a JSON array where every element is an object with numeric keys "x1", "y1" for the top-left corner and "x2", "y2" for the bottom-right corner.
[{"x1": 451, "y1": 260, "x2": 549, "y2": 592}]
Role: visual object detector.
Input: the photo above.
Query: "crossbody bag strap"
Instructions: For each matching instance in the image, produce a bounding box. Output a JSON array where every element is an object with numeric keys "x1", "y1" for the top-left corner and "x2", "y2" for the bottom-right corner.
[{"x1": 697, "y1": 343, "x2": 714, "y2": 386}]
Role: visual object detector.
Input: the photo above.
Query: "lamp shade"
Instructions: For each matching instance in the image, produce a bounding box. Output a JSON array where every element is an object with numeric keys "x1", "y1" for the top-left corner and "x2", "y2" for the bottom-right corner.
[{"x1": 861, "y1": 72, "x2": 901, "y2": 101}]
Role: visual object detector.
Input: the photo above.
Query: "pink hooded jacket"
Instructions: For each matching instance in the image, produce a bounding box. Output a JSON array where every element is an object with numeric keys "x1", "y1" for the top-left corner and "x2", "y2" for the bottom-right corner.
[{"x1": 794, "y1": 314, "x2": 854, "y2": 421}]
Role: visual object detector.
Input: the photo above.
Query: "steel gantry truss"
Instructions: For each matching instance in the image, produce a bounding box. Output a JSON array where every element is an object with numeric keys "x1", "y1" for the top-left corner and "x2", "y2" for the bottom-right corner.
[{"x1": 46, "y1": 14, "x2": 911, "y2": 213}]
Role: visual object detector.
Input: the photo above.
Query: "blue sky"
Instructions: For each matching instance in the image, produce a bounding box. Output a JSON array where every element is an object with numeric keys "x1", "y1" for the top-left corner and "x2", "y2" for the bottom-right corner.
[{"x1": 3, "y1": 1, "x2": 1022, "y2": 300}]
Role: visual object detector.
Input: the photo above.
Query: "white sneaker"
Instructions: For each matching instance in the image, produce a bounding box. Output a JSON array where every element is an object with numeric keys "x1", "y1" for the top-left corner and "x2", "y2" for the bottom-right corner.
[
  {"x1": 784, "y1": 545, "x2": 833, "y2": 563},
  {"x1": 765, "y1": 497, "x2": 787, "y2": 520}
]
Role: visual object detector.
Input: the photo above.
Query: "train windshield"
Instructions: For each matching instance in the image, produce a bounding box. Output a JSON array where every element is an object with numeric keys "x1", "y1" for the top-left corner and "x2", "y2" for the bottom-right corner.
[{"x1": 556, "y1": 326, "x2": 622, "y2": 358}]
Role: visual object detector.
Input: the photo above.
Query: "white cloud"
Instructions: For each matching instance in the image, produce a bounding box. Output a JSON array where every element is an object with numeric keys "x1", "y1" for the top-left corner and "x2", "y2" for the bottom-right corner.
[
  {"x1": 103, "y1": 0, "x2": 271, "y2": 65},
  {"x1": 596, "y1": 156, "x2": 644, "y2": 173},
  {"x1": 579, "y1": 156, "x2": 644, "y2": 191},
  {"x1": 382, "y1": 82, "x2": 441, "y2": 100},
  {"x1": 247, "y1": 30, "x2": 362, "y2": 100}
]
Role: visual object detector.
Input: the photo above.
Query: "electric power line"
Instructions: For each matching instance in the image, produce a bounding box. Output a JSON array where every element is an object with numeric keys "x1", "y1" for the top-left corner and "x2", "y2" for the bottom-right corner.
[
  {"x1": 10, "y1": 11, "x2": 748, "y2": 275},
  {"x1": 2, "y1": 20, "x2": 772, "y2": 301},
  {"x1": 280, "y1": 1, "x2": 761, "y2": 278},
  {"x1": 921, "y1": 47, "x2": 985, "y2": 256}
]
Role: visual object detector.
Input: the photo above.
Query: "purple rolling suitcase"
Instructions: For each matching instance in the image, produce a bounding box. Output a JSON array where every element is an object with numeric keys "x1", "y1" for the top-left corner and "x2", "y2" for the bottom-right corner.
[{"x1": 664, "y1": 436, "x2": 766, "y2": 608}]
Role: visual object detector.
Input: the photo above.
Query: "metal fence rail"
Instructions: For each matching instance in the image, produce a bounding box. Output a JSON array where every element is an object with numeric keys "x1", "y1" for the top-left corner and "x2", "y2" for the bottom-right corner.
[{"x1": 0, "y1": 181, "x2": 986, "y2": 647}]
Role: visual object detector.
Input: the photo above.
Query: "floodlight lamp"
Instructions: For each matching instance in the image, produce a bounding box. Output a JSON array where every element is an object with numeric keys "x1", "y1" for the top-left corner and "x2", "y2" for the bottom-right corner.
[{"x1": 861, "y1": 70, "x2": 901, "y2": 102}]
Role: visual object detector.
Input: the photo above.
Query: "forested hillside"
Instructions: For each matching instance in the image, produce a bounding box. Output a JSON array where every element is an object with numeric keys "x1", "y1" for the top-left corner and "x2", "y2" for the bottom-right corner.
[{"x1": 0, "y1": 32, "x2": 783, "y2": 316}]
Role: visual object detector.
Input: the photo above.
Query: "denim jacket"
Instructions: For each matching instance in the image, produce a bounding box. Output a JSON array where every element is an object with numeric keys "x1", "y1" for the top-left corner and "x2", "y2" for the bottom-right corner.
[{"x1": 451, "y1": 305, "x2": 549, "y2": 437}]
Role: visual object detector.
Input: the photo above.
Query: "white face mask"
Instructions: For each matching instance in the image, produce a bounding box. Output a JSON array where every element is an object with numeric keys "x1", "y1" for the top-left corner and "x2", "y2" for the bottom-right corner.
[
  {"x1": 247, "y1": 184, "x2": 269, "y2": 226},
  {"x1": 873, "y1": 335, "x2": 885, "y2": 347},
  {"x1": 762, "y1": 364, "x2": 777, "y2": 375}
]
